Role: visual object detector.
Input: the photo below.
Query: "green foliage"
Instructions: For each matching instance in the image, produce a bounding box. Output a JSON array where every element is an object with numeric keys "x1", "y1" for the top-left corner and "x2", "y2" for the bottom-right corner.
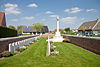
[
  {"x1": 50, "y1": 48, "x2": 55, "y2": 52},
  {"x1": 25, "y1": 45, "x2": 30, "y2": 48},
  {"x1": 92, "y1": 34, "x2": 100, "y2": 37},
  {"x1": 50, "y1": 41, "x2": 53, "y2": 44},
  {"x1": 63, "y1": 39, "x2": 71, "y2": 43},
  {"x1": 19, "y1": 48, "x2": 26, "y2": 52},
  {"x1": 0, "y1": 53, "x2": 2, "y2": 58},
  {"x1": 11, "y1": 51, "x2": 19, "y2": 55},
  {"x1": 0, "y1": 26, "x2": 17, "y2": 38},
  {"x1": 11, "y1": 52, "x2": 16, "y2": 56},
  {"x1": 64, "y1": 27, "x2": 70, "y2": 33},
  {"x1": 79, "y1": 26, "x2": 87, "y2": 31},
  {"x1": 8, "y1": 25, "x2": 16, "y2": 30},
  {"x1": 33, "y1": 22, "x2": 44, "y2": 32},
  {"x1": 60, "y1": 30, "x2": 64, "y2": 34},
  {"x1": 16, "y1": 48, "x2": 20, "y2": 52},
  {"x1": 50, "y1": 46, "x2": 56, "y2": 52},
  {"x1": 17, "y1": 25, "x2": 23, "y2": 33},
  {"x1": 2, "y1": 51, "x2": 12, "y2": 57},
  {"x1": 49, "y1": 31, "x2": 54, "y2": 34},
  {"x1": 0, "y1": 38, "x2": 100, "y2": 67},
  {"x1": 96, "y1": 34, "x2": 100, "y2": 37},
  {"x1": 65, "y1": 32, "x2": 77, "y2": 35}
]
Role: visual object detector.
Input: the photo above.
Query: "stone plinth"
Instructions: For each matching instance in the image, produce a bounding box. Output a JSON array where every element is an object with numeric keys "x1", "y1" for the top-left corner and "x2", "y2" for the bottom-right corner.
[
  {"x1": 49, "y1": 16, "x2": 64, "y2": 42},
  {"x1": 49, "y1": 36, "x2": 64, "y2": 42}
]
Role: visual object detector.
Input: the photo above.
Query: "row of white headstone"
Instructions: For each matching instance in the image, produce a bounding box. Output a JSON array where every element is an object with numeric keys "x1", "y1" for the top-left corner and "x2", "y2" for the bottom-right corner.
[{"x1": 9, "y1": 36, "x2": 40, "y2": 52}]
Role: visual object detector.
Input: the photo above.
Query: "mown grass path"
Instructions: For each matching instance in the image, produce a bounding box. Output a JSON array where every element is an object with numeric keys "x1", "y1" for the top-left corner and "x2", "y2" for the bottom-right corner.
[{"x1": 0, "y1": 38, "x2": 100, "y2": 67}]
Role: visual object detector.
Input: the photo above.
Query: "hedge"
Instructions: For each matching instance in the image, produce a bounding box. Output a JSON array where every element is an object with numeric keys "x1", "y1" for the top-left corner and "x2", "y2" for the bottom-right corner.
[{"x1": 0, "y1": 26, "x2": 17, "y2": 38}]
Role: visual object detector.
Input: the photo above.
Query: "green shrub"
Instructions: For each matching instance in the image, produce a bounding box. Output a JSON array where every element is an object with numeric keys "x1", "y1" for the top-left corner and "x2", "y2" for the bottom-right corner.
[
  {"x1": 0, "y1": 26, "x2": 17, "y2": 38},
  {"x1": 2, "y1": 51, "x2": 12, "y2": 57},
  {"x1": 97, "y1": 34, "x2": 100, "y2": 37},
  {"x1": 19, "y1": 48, "x2": 26, "y2": 52},
  {"x1": 11, "y1": 51, "x2": 17, "y2": 55},
  {"x1": 93, "y1": 34, "x2": 100, "y2": 37},
  {"x1": 0, "y1": 53, "x2": 2, "y2": 58},
  {"x1": 50, "y1": 48, "x2": 55, "y2": 52},
  {"x1": 50, "y1": 41, "x2": 53, "y2": 44},
  {"x1": 63, "y1": 39, "x2": 71, "y2": 43},
  {"x1": 65, "y1": 32, "x2": 77, "y2": 35},
  {"x1": 16, "y1": 48, "x2": 20, "y2": 52},
  {"x1": 11, "y1": 52, "x2": 16, "y2": 56},
  {"x1": 50, "y1": 51, "x2": 59, "y2": 56},
  {"x1": 34, "y1": 40, "x2": 37, "y2": 42},
  {"x1": 25, "y1": 45, "x2": 29, "y2": 48}
]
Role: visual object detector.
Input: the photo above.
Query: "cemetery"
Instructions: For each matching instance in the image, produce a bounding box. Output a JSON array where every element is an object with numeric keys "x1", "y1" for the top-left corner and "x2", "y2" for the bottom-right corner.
[
  {"x1": 0, "y1": 38, "x2": 100, "y2": 67},
  {"x1": 0, "y1": 6, "x2": 100, "y2": 66},
  {"x1": 0, "y1": 16, "x2": 100, "y2": 67},
  {"x1": 0, "y1": 35, "x2": 40, "y2": 58}
]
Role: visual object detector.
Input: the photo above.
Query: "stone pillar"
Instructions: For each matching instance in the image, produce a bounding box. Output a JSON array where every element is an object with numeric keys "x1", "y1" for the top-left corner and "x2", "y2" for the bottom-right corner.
[
  {"x1": 57, "y1": 16, "x2": 59, "y2": 33},
  {"x1": 55, "y1": 16, "x2": 61, "y2": 37},
  {"x1": 47, "y1": 16, "x2": 64, "y2": 42}
]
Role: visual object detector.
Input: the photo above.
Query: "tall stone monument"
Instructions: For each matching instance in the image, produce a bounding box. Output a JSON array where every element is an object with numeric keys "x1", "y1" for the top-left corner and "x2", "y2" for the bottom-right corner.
[
  {"x1": 55, "y1": 16, "x2": 61, "y2": 37},
  {"x1": 48, "y1": 16, "x2": 64, "y2": 42}
]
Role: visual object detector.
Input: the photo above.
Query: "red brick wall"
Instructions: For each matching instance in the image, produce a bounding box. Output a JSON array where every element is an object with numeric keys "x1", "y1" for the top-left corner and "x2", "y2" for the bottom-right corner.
[
  {"x1": 63, "y1": 35, "x2": 100, "y2": 55},
  {"x1": 0, "y1": 35, "x2": 38, "y2": 53}
]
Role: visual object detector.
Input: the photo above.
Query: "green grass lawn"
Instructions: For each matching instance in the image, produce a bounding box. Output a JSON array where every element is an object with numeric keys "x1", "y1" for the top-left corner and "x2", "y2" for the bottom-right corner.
[{"x1": 0, "y1": 38, "x2": 100, "y2": 67}]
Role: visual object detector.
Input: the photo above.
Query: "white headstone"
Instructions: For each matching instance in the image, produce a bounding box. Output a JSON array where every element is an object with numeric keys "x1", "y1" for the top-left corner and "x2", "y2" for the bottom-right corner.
[{"x1": 9, "y1": 43, "x2": 12, "y2": 52}]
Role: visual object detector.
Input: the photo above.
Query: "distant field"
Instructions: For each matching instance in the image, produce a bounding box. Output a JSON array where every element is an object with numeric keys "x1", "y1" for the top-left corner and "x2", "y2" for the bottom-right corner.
[{"x1": 0, "y1": 38, "x2": 100, "y2": 67}]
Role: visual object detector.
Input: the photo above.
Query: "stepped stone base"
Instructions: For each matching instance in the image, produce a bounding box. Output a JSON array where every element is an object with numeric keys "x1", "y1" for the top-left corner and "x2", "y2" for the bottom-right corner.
[
  {"x1": 49, "y1": 32, "x2": 64, "y2": 42},
  {"x1": 49, "y1": 36, "x2": 64, "y2": 42}
]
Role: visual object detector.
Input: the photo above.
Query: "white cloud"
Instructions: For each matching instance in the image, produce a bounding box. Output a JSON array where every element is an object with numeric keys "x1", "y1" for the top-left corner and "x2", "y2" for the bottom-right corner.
[
  {"x1": 81, "y1": 18, "x2": 85, "y2": 20},
  {"x1": 64, "y1": 9, "x2": 70, "y2": 13},
  {"x1": 41, "y1": 19, "x2": 46, "y2": 21},
  {"x1": 49, "y1": 15, "x2": 57, "y2": 18},
  {"x1": 27, "y1": 3, "x2": 38, "y2": 7},
  {"x1": 10, "y1": 19, "x2": 18, "y2": 22},
  {"x1": 23, "y1": 16, "x2": 34, "y2": 20},
  {"x1": 46, "y1": 11, "x2": 53, "y2": 14},
  {"x1": 4, "y1": 3, "x2": 21, "y2": 15},
  {"x1": 64, "y1": 7, "x2": 82, "y2": 13},
  {"x1": 5, "y1": 3, "x2": 17, "y2": 7},
  {"x1": 86, "y1": 9, "x2": 97, "y2": 12},
  {"x1": 60, "y1": 17, "x2": 77, "y2": 24}
]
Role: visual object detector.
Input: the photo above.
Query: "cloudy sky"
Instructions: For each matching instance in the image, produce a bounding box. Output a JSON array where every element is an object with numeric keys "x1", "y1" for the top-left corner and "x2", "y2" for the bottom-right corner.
[{"x1": 0, "y1": 0, "x2": 100, "y2": 30}]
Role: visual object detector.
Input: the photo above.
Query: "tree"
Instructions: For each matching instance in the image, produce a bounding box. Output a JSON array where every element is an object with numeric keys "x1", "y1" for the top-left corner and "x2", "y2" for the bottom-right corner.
[
  {"x1": 79, "y1": 26, "x2": 87, "y2": 35},
  {"x1": 80, "y1": 26, "x2": 87, "y2": 31},
  {"x1": 33, "y1": 23, "x2": 44, "y2": 32},
  {"x1": 17, "y1": 25, "x2": 23, "y2": 33},
  {"x1": 8, "y1": 25, "x2": 16, "y2": 30},
  {"x1": 64, "y1": 28, "x2": 70, "y2": 33}
]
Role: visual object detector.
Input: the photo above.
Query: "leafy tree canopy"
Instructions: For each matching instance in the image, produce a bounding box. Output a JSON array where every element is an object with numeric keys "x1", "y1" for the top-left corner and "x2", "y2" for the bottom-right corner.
[
  {"x1": 64, "y1": 27, "x2": 70, "y2": 33},
  {"x1": 80, "y1": 26, "x2": 87, "y2": 29},
  {"x1": 8, "y1": 25, "x2": 16, "y2": 30},
  {"x1": 17, "y1": 25, "x2": 23, "y2": 33},
  {"x1": 33, "y1": 22, "x2": 44, "y2": 32}
]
